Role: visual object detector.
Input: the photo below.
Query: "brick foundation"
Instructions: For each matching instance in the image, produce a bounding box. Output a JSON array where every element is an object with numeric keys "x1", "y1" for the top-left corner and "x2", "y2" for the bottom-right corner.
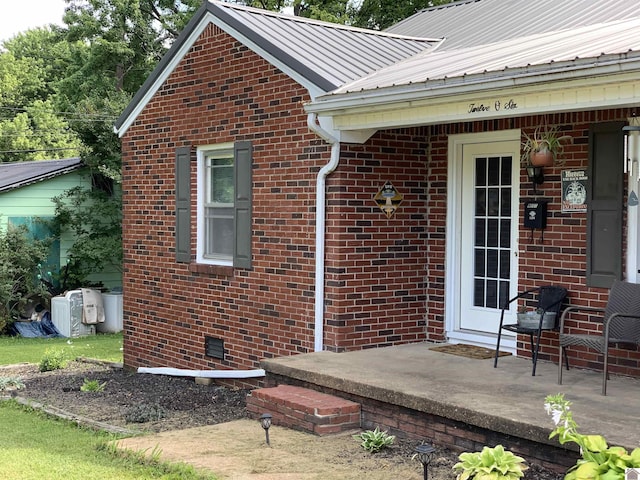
[
  {"x1": 264, "y1": 374, "x2": 578, "y2": 474},
  {"x1": 246, "y1": 385, "x2": 361, "y2": 436}
]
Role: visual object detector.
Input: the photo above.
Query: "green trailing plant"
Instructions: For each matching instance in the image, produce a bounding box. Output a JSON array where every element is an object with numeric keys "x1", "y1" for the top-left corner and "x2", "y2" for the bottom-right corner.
[
  {"x1": 38, "y1": 348, "x2": 67, "y2": 372},
  {"x1": 0, "y1": 376, "x2": 25, "y2": 392},
  {"x1": 353, "y1": 426, "x2": 395, "y2": 453},
  {"x1": 453, "y1": 444, "x2": 528, "y2": 480},
  {"x1": 545, "y1": 393, "x2": 640, "y2": 480},
  {"x1": 80, "y1": 378, "x2": 107, "y2": 392}
]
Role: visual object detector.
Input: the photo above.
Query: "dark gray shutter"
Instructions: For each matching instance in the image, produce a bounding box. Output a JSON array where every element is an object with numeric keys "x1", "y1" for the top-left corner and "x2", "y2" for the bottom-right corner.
[
  {"x1": 233, "y1": 141, "x2": 252, "y2": 268},
  {"x1": 586, "y1": 122, "x2": 624, "y2": 288},
  {"x1": 175, "y1": 146, "x2": 192, "y2": 263}
]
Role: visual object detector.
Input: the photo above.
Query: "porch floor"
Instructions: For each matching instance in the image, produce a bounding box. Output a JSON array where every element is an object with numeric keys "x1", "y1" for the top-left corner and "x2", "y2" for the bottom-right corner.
[{"x1": 260, "y1": 342, "x2": 640, "y2": 452}]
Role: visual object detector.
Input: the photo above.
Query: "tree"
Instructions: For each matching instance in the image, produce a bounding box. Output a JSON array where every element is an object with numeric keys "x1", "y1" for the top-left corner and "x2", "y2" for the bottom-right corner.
[{"x1": 350, "y1": 0, "x2": 453, "y2": 30}]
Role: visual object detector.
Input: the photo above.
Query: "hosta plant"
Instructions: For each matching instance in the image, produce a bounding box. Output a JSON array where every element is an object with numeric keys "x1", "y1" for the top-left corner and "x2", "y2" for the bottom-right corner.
[
  {"x1": 353, "y1": 426, "x2": 395, "y2": 453},
  {"x1": 453, "y1": 444, "x2": 528, "y2": 480},
  {"x1": 545, "y1": 393, "x2": 640, "y2": 480}
]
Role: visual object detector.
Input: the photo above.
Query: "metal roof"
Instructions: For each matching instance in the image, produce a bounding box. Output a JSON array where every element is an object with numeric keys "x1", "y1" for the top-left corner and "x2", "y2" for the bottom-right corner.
[
  {"x1": 208, "y1": 0, "x2": 440, "y2": 89},
  {"x1": 114, "y1": 0, "x2": 439, "y2": 135},
  {"x1": 0, "y1": 158, "x2": 83, "y2": 193},
  {"x1": 329, "y1": 18, "x2": 640, "y2": 96},
  {"x1": 387, "y1": 0, "x2": 640, "y2": 50}
]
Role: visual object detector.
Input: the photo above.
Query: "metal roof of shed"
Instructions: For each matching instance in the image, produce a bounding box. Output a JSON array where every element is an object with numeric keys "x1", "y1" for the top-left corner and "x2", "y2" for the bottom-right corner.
[
  {"x1": 0, "y1": 158, "x2": 83, "y2": 193},
  {"x1": 331, "y1": 17, "x2": 640, "y2": 95},
  {"x1": 387, "y1": 0, "x2": 640, "y2": 50}
]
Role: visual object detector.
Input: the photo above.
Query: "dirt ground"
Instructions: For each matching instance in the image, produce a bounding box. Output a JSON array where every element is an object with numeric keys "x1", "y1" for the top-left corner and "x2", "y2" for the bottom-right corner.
[{"x1": 0, "y1": 360, "x2": 563, "y2": 479}]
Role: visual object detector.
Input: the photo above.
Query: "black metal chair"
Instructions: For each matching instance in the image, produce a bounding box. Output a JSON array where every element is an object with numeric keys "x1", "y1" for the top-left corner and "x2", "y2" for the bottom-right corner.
[
  {"x1": 558, "y1": 280, "x2": 640, "y2": 395},
  {"x1": 494, "y1": 286, "x2": 567, "y2": 376}
]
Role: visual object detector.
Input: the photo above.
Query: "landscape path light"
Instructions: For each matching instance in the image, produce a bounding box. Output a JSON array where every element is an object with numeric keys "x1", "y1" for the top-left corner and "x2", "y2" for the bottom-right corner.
[
  {"x1": 260, "y1": 413, "x2": 272, "y2": 446},
  {"x1": 414, "y1": 443, "x2": 437, "y2": 480}
]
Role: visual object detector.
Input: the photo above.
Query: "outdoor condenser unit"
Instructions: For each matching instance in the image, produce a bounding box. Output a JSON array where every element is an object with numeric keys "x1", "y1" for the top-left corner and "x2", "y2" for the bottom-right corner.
[{"x1": 51, "y1": 289, "x2": 96, "y2": 338}]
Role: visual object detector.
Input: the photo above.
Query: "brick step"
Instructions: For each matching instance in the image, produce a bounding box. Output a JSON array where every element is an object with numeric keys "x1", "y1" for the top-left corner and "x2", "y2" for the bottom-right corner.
[{"x1": 247, "y1": 385, "x2": 361, "y2": 436}]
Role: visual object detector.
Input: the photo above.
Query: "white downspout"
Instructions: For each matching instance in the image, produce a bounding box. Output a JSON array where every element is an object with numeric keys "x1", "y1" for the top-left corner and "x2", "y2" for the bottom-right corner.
[{"x1": 307, "y1": 113, "x2": 340, "y2": 352}]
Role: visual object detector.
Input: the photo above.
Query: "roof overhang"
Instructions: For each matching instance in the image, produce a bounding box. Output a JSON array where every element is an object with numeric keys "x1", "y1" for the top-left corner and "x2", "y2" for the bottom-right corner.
[{"x1": 305, "y1": 53, "x2": 640, "y2": 142}]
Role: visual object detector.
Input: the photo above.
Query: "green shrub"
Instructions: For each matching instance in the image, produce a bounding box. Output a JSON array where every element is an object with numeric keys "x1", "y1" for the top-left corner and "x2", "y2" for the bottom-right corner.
[
  {"x1": 0, "y1": 223, "x2": 49, "y2": 331},
  {"x1": 353, "y1": 426, "x2": 395, "y2": 453},
  {"x1": 0, "y1": 376, "x2": 25, "y2": 392},
  {"x1": 38, "y1": 348, "x2": 67, "y2": 372},
  {"x1": 80, "y1": 378, "x2": 106, "y2": 392}
]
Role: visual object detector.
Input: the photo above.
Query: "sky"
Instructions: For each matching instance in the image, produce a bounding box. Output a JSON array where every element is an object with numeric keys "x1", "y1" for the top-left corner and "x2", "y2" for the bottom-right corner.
[{"x1": 0, "y1": 0, "x2": 67, "y2": 43}]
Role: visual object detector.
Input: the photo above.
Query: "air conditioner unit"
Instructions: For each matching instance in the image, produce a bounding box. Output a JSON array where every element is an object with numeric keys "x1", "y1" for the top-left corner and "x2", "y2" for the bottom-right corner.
[
  {"x1": 98, "y1": 293, "x2": 123, "y2": 333},
  {"x1": 51, "y1": 290, "x2": 96, "y2": 338}
]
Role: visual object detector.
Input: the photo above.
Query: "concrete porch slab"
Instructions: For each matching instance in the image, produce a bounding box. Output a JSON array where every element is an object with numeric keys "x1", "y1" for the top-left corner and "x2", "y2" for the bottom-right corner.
[{"x1": 260, "y1": 342, "x2": 640, "y2": 454}]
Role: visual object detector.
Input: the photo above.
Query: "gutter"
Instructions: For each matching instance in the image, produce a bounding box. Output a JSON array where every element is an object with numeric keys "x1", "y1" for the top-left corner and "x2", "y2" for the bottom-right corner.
[{"x1": 307, "y1": 113, "x2": 341, "y2": 352}]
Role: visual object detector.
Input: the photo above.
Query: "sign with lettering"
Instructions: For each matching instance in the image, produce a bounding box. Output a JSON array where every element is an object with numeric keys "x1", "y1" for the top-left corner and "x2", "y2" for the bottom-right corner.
[
  {"x1": 561, "y1": 170, "x2": 588, "y2": 213},
  {"x1": 467, "y1": 99, "x2": 518, "y2": 115}
]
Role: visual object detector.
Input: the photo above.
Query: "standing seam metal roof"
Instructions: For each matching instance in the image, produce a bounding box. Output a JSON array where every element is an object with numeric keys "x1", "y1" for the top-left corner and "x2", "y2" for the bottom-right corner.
[
  {"x1": 206, "y1": 0, "x2": 441, "y2": 89},
  {"x1": 330, "y1": 18, "x2": 640, "y2": 95},
  {"x1": 115, "y1": 0, "x2": 440, "y2": 133},
  {"x1": 387, "y1": 0, "x2": 640, "y2": 51}
]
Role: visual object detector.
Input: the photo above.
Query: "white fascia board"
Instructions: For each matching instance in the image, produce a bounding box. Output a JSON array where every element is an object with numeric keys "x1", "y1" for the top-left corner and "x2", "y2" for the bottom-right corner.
[
  {"x1": 304, "y1": 56, "x2": 640, "y2": 120},
  {"x1": 116, "y1": 12, "x2": 325, "y2": 137}
]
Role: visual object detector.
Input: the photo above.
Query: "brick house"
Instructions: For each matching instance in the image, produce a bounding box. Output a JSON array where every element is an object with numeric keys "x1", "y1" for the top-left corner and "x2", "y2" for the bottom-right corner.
[{"x1": 115, "y1": 0, "x2": 640, "y2": 381}]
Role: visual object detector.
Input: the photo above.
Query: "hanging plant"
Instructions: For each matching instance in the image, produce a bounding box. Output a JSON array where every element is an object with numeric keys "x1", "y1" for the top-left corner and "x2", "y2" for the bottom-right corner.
[{"x1": 521, "y1": 126, "x2": 572, "y2": 167}]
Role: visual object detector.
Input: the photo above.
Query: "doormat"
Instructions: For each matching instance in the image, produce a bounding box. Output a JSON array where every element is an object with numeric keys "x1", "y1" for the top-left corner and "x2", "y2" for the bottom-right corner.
[{"x1": 429, "y1": 343, "x2": 511, "y2": 360}]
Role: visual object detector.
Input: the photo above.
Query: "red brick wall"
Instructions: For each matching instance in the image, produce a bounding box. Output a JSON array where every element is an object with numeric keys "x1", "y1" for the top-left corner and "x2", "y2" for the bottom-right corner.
[
  {"x1": 122, "y1": 22, "x2": 639, "y2": 378},
  {"x1": 121, "y1": 25, "x2": 324, "y2": 371},
  {"x1": 422, "y1": 111, "x2": 639, "y2": 376}
]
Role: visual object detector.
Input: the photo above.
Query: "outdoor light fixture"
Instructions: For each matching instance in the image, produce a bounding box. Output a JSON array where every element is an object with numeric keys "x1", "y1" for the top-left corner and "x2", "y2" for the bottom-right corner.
[
  {"x1": 623, "y1": 117, "x2": 640, "y2": 181},
  {"x1": 260, "y1": 413, "x2": 272, "y2": 446},
  {"x1": 414, "y1": 443, "x2": 437, "y2": 480},
  {"x1": 526, "y1": 165, "x2": 544, "y2": 194}
]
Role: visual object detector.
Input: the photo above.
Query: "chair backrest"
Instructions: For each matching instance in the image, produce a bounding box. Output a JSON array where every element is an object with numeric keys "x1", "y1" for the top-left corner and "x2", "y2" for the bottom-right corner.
[
  {"x1": 537, "y1": 286, "x2": 567, "y2": 315},
  {"x1": 604, "y1": 280, "x2": 640, "y2": 343}
]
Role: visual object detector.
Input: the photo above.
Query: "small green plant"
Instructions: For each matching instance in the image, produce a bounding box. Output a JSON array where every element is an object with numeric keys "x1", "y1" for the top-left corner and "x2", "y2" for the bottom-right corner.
[
  {"x1": 0, "y1": 376, "x2": 25, "y2": 392},
  {"x1": 38, "y1": 348, "x2": 67, "y2": 372},
  {"x1": 353, "y1": 426, "x2": 395, "y2": 453},
  {"x1": 545, "y1": 393, "x2": 640, "y2": 480},
  {"x1": 124, "y1": 403, "x2": 167, "y2": 423},
  {"x1": 453, "y1": 444, "x2": 528, "y2": 480},
  {"x1": 80, "y1": 378, "x2": 106, "y2": 392}
]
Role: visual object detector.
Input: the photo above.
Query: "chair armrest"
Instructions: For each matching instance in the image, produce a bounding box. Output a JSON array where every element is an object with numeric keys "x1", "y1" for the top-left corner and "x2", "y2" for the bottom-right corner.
[
  {"x1": 500, "y1": 288, "x2": 538, "y2": 311},
  {"x1": 603, "y1": 312, "x2": 640, "y2": 341},
  {"x1": 558, "y1": 305, "x2": 605, "y2": 332}
]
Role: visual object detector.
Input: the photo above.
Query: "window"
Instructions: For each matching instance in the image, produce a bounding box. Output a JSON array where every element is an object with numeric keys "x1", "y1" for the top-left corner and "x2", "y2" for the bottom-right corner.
[
  {"x1": 174, "y1": 142, "x2": 252, "y2": 268},
  {"x1": 202, "y1": 147, "x2": 235, "y2": 262}
]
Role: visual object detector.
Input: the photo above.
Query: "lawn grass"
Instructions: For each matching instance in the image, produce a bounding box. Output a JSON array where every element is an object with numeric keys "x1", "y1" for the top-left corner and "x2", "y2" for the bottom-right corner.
[
  {"x1": 0, "y1": 333, "x2": 123, "y2": 365},
  {"x1": 0, "y1": 401, "x2": 217, "y2": 480}
]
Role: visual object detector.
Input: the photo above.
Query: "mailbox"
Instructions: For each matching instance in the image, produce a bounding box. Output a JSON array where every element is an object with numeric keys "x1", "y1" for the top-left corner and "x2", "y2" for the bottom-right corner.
[{"x1": 524, "y1": 201, "x2": 547, "y2": 230}]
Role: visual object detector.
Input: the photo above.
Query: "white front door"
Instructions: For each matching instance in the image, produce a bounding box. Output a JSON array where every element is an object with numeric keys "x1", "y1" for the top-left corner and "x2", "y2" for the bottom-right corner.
[{"x1": 446, "y1": 131, "x2": 520, "y2": 349}]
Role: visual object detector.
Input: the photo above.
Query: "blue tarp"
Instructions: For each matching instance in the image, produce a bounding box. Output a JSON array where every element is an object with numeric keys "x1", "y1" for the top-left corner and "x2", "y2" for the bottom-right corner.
[{"x1": 11, "y1": 312, "x2": 63, "y2": 338}]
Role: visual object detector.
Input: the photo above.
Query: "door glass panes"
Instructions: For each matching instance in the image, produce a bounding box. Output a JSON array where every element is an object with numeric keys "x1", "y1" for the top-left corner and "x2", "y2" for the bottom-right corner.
[{"x1": 473, "y1": 155, "x2": 512, "y2": 308}]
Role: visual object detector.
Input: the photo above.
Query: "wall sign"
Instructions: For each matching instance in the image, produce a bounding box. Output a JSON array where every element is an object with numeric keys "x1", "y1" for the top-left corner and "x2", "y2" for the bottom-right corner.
[
  {"x1": 467, "y1": 98, "x2": 518, "y2": 115},
  {"x1": 561, "y1": 169, "x2": 588, "y2": 213},
  {"x1": 374, "y1": 181, "x2": 403, "y2": 218}
]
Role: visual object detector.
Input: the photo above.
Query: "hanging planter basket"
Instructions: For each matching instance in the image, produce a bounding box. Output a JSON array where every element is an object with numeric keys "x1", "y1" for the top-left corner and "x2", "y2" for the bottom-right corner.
[{"x1": 529, "y1": 149, "x2": 554, "y2": 167}]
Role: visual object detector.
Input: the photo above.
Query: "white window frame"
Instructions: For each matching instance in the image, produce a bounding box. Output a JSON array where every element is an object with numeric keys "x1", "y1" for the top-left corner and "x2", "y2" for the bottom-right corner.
[{"x1": 196, "y1": 143, "x2": 235, "y2": 265}]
